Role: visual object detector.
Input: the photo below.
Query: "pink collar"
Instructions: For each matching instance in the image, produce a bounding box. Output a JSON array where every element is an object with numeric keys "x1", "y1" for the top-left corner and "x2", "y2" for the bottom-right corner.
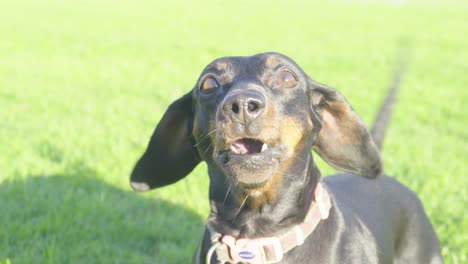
[{"x1": 206, "y1": 182, "x2": 332, "y2": 264}]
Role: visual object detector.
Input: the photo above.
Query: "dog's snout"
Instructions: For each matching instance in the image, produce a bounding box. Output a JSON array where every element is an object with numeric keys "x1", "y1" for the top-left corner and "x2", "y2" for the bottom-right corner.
[{"x1": 223, "y1": 90, "x2": 265, "y2": 122}]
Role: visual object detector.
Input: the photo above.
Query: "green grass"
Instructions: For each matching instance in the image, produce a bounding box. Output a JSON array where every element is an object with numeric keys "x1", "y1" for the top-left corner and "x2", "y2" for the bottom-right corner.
[{"x1": 0, "y1": 0, "x2": 466, "y2": 263}]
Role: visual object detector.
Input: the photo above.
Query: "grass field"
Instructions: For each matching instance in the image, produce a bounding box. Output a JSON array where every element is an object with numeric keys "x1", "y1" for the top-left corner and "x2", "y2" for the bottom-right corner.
[{"x1": 0, "y1": 0, "x2": 466, "y2": 263}]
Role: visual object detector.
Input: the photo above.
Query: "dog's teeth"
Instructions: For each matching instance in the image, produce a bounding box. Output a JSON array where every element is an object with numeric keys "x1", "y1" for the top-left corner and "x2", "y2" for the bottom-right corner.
[
  {"x1": 230, "y1": 145, "x2": 239, "y2": 154},
  {"x1": 261, "y1": 143, "x2": 268, "y2": 152}
]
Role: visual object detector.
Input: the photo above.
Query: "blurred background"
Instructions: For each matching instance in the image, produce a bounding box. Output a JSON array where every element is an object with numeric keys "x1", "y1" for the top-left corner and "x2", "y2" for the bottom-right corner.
[{"x1": 0, "y1": 0, "x2": 466, "y2": 263}]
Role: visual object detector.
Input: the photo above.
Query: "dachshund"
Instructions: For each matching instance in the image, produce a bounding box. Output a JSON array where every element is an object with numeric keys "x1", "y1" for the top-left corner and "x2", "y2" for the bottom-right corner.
[{"x1": 130, "y1": 52, "x2": 442, "y2": 264}]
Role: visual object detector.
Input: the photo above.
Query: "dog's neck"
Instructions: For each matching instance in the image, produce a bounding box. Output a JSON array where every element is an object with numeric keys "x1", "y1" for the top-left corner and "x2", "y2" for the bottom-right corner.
[{"x1": 208, "y1": 148, "x2": 322, "y2": 238}]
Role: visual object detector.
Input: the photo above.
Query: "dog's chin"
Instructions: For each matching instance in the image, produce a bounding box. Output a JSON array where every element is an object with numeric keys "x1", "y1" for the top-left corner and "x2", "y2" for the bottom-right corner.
[
  {"x1": 215, "y1": 138, "x2": 284, "y2": 187},
  {"x1": 224, "y1": 159, "x2": 280, "y2": 187}
]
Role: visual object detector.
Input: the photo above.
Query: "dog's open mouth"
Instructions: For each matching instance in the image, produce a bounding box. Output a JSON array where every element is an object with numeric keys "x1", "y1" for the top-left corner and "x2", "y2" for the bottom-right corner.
[
  {"x1": 229, "y1": 138, "x2": 268, "y2": 155},
  {"x1": 215, "y1": 137, "x2": 283, "y2": 186}
]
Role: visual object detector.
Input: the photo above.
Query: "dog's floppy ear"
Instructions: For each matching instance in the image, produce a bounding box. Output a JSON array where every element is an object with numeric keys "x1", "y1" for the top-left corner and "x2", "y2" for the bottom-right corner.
[
  {"x1": 308, "y1": 79, "x2": 383, "y2": 178},
  {"x1": 130, "y1": 92, "x2": 201, "y2": 191}
]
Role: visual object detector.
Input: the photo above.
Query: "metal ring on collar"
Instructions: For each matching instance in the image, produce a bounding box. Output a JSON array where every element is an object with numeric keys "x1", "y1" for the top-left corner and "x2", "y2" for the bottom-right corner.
[{"x1": 206, "y1": 242, "x2": 221, "y2": 264}]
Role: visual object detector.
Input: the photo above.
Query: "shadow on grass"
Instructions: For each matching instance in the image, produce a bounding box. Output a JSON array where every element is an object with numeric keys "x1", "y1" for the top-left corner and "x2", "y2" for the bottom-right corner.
[{"x1": 0, "y1": 164, "x2": 204, "y2": 263}]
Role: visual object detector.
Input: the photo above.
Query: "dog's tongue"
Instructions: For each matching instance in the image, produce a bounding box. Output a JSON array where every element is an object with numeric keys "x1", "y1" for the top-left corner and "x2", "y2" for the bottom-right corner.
[{"x1": 230, "y1": 139, "x2": 263, "y2": 155}]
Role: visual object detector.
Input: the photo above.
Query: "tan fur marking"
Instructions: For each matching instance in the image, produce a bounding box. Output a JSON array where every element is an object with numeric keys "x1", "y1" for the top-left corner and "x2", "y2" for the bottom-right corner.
[
  {"x1": 246, "y1": 117, "x2": 309, "y2": 208},
  {"x1": 255, "y1": 101, "x2": 280, "y2": 143},
  {"x1": 321, "y1": 101, "x2": 362, "y2": 145},
  {"x1": 264, "y1": 56, "x2": 281, "y2": 68},
  {"x1": 215, "y1": 61, "x2": 230, "y2": 71},
  {"x1": 280, "y1": 117, "x2": 307, "y2": 157}
]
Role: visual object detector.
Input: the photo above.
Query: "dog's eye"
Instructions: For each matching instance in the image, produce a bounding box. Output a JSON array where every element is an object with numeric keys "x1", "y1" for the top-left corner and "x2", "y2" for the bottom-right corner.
[
  {"x1": 277, "y1": 70, "x2": 298, "y2": 88},
  {"x1": 200, "y1": 77, "x2": 219, "y2": 94}
]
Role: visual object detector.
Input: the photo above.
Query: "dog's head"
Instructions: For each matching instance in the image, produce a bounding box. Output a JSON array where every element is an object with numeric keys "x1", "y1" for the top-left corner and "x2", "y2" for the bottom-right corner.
[{"x1": 130, "y1": 52, "x2": 382, "y2": 194}]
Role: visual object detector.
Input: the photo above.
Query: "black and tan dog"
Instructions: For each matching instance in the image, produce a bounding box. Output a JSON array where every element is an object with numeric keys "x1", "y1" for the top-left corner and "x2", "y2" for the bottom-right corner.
[{"x1": 130, "y1": 53, "x2": 442, "y2": 263}]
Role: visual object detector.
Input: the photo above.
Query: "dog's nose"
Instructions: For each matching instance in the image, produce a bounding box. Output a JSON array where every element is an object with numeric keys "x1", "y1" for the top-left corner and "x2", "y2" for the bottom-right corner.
[{"x1": 223, "y1": 90, "x2": 266, "y2": 123}]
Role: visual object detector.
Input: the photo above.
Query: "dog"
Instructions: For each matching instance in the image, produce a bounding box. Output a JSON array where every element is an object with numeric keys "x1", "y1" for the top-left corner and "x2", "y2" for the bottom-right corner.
[{"x1": 130, "y1": 52, "x2": 442, "y2": 263}]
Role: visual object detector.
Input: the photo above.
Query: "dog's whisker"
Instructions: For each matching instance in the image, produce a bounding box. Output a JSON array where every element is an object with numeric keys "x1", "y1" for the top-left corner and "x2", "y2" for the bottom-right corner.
[
  {"x1": 291, "y1": 153, "x2": 308, "y2": 165},
  {"x1": 193, "y1": 129, "x2": 217, "y2": 147},
  {"x1": 205, "y1": 128, "x2": 218, "y2": 136},
  {"x1": 232, "y1": 194, "x2": 249, "y2": 224},
  {"x1": 222, "y1": 184, "x2": 232, "y2": 206},
  {"x1": 193, "y1": 138, "x2": 207, "y2": 148},
  {"x1": 274, "y1": 170, "x2": 296, "y2": 178},
  {"x1": 201, "y1": 141, "x2": 214, "y2": 157},
  {"x1": 197, "y1": 129, "x2": 216, "y2": 140}
]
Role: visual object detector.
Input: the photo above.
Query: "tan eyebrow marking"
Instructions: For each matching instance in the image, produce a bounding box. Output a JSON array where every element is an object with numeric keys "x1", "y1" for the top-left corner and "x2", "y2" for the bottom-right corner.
[
  {"x1": 214, "y1": 61, "x2": 231, "y2": 71},
  {"x1": 264, "y1": 55, "x2": 281, "y2": 68}
]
